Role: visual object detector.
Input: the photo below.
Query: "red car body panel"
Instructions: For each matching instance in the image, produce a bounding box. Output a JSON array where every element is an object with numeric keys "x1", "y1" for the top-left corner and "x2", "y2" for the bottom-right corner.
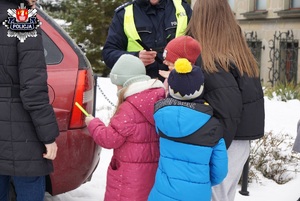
[
  {"x1": 50, "y1": 129, "x2": 100, "y2": 195},
  {"x1": 37, "y1": 9, "x2": 101, "y2": 195}
]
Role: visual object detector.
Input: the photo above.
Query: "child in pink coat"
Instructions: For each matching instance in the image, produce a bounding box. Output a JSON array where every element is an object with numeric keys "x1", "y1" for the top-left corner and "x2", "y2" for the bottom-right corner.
[{"x1": 85, "y1": 54, "x2": 165, "y2": 201}]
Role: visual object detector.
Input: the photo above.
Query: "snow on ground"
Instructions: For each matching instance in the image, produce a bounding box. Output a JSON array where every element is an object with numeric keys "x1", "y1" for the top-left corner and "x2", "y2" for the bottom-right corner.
[{"x1": 46, "y1": 77, "x2": 300, "y2": 201}]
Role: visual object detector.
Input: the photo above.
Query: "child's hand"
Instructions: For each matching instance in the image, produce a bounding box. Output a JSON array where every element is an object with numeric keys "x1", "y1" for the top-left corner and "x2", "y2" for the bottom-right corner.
[
  {"x1": 159, "y1": 70, "x2": 171, "y2": 79},
  {"x1": 85, "y1": 115, "x2": 95, "y2": 126}
]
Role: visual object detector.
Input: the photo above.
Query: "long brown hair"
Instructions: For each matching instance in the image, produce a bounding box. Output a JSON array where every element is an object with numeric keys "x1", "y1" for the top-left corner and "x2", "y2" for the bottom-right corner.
[{"x1": 186, "y1": 0, "x2": 259, "y2": 77}]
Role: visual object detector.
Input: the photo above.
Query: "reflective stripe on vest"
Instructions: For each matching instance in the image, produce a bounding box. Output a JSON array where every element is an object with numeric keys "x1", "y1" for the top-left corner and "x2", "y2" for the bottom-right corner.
[
  {"x1": 124, "y1": 0, "x2": 188, "y2": 51},
  {"x1": 173, "y1": 0, "x2": 188, "y2": 37}
]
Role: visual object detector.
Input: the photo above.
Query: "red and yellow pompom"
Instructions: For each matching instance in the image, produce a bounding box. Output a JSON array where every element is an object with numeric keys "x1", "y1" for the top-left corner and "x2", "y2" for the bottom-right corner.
[{"x1": 174, "y1": 58, "x2": 192, "y2": 74}]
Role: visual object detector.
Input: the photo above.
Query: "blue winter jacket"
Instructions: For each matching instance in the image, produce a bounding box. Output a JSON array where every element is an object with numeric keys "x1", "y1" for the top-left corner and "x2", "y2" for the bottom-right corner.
[{"x1": 148, "y1": 98, "x2": 228, "y2": 201}]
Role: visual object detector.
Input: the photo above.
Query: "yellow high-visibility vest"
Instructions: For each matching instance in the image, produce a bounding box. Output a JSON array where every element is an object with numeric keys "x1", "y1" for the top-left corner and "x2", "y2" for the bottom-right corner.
[{"x1": 124, "y1": 0, "x2": 188, "y2": 51}]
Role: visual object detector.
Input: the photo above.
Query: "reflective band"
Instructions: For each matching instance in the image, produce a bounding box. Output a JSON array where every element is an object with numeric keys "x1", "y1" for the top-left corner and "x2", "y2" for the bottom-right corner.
[{"x1": 124, "y1": 0, "x2": 188, "y2": 52}]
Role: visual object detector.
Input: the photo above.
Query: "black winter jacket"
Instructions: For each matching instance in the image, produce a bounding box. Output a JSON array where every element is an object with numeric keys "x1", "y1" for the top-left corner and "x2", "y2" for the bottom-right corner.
[
  {"x1": 0, "y1": 1, "x2": 59, "y2": 176},
  {"x1": 196, "y1": 57, "x2": 264, "y2": 148},
  {"x1": 102, "y1": 0, "x2": 192, "y2": 80},
  {"x1": 230, "y1": 65, "x2": 265, "y2": 140}
]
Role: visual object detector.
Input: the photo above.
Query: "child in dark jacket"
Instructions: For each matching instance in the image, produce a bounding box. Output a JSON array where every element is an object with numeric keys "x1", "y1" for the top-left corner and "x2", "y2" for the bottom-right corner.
[
  {"x1": 85, "y1": 54, "x2": 165, "y2": 201},
  {"x1": 148, "y1": 58, "x2": 228, "y2": 201}
]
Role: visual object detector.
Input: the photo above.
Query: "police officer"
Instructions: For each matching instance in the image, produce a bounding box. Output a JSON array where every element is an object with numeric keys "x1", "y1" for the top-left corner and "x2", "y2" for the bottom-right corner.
[{"x1": 102, "y1": 0, "x2": 192, "y2": 81}]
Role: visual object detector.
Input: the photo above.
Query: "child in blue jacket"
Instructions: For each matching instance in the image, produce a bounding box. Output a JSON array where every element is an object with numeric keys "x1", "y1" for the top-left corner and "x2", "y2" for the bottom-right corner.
[{"x1": 148, "y1": 58, "x2": 228, "y2": 201}]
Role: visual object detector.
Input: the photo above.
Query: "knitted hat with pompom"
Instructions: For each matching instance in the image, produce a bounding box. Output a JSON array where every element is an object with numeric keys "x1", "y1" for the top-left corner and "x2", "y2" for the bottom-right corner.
[
  {"x1": 110, "y1": 54, "x2": 150, "y2": 87},
  {"x1": 168, "y1": 58, "x2": 204, "y2": 100},
  {"x1": 163, "y1": 36, "x2": 201, "y2": 64}
]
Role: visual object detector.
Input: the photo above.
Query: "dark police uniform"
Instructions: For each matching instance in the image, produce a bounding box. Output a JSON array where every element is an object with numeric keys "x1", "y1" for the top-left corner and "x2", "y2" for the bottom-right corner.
[{"x1": 102, "y1": 0, "x2": 192, "y2": 80}]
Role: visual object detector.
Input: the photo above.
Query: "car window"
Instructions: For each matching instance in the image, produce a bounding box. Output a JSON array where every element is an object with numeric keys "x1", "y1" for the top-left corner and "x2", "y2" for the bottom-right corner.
[{"x1": 41, "y1": 30, "x2": 63, "y2": 65}]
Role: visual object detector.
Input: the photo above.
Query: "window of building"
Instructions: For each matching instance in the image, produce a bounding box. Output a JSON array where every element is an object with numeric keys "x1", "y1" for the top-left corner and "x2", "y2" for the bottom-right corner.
[
  {"x1": 279, "y1": 41, "x2": 299, "y2": 83},
  {"x1": 248, "y1": 41, "x2": 263, "y2": 70},
  {"x1": 255, "y1": 0, "x2": 267, "y2": 10},
  {"x1": 228, "y1": 0, "x2": 234, "y2": 10},
  {"x1": 241, "y1": 0, "x2": 268, "y2": 18},
  {"x1": 291, "y1": 0, "x2": 300, "y2": 9},
  {"x1": 275, "y1": 0, "x2": 300, "y2": 17},
  {"x1": 245, "y1": 32, "x2": 263, "y2": 74}
]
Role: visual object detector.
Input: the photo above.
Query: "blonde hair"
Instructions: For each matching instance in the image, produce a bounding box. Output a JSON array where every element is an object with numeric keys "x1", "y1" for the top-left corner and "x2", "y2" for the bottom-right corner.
[
  {"x1": 113, "y1": 78, "x2": 161, "y2": 114},
  {"x1": 186, "y1": 0, "x2": 259, "y2": 77},
  {"x1": 113, "y1": 86, "x2": 127, "y2": 115}
]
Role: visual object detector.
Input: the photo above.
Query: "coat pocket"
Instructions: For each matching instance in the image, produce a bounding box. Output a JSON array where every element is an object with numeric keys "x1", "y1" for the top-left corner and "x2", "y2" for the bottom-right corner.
[{"x1": 109, "y1": 157, "x2": 120, "y2": 170}]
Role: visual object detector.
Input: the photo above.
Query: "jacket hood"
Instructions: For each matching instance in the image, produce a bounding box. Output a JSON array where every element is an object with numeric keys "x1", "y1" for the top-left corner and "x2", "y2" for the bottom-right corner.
[
  {"x1": 125, "y1": 79, "x2": 165, "y2": 126},
  {"x1": 154, "y1": 98, "x2": 213, "y2": 138}
]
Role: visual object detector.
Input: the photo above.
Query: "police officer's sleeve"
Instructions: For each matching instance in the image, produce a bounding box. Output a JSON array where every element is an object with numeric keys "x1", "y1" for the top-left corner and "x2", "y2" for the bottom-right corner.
[{"x1": 102, "y1": 11, "x2": 138, "y2": 69}]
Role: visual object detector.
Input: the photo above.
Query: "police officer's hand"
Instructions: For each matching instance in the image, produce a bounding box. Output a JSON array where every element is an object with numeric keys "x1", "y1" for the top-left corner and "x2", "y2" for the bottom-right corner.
[
  {"x1": 139, "y1": 50, "x2": 157, "y2": 67},
  {"x1": 43, "y1": 142, "x2": 58, "y2": 160}
]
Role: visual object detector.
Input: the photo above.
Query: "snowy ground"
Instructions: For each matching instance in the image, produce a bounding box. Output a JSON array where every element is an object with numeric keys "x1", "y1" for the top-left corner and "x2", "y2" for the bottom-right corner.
[{"x1": 45, "y1": 77, "x2": 300, "y2": 201}]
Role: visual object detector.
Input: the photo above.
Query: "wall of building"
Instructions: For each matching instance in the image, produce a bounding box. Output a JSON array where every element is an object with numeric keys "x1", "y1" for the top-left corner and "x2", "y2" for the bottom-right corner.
[{"x1": 190, "y1": 0, "x2": 300, "y2": 86}]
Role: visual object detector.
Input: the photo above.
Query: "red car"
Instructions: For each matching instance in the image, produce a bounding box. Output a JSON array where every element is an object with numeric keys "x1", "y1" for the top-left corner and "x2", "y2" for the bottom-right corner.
[
  {"x1": 38, "y1": 7, "x2": 100, "y2": 196},
  {"x1": 8, "y1": 6, "x2": 100, "y2": 199}
]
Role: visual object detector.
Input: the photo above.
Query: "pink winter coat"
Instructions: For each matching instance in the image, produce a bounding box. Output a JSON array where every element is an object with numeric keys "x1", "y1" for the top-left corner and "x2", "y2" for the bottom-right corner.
[{"x1": 87, "y1": 80, "x2": 165, "y2": 201}]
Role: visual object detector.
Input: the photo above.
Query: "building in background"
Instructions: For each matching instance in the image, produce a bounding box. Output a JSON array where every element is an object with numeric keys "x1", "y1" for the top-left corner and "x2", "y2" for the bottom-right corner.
[{"x1": 191, "y1": 0, "x2": 300, "y2": 86}]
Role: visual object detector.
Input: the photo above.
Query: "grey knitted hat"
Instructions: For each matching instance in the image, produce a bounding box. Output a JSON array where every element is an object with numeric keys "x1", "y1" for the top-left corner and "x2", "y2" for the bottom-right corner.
[{"x1": 110, "y1": 54, "x2": 150, "y2": 87}]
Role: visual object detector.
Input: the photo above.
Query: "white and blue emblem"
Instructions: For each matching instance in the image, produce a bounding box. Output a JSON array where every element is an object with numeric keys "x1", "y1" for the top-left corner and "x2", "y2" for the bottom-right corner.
[{"x1": 2, "y1": 3, "x2": 41, "y2": 42}]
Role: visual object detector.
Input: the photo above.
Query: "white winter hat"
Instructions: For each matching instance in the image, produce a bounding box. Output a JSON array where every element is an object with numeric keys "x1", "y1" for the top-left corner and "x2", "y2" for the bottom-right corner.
[{"x1": 110, "y1": 54, "x2": 150, "y2": 87}]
